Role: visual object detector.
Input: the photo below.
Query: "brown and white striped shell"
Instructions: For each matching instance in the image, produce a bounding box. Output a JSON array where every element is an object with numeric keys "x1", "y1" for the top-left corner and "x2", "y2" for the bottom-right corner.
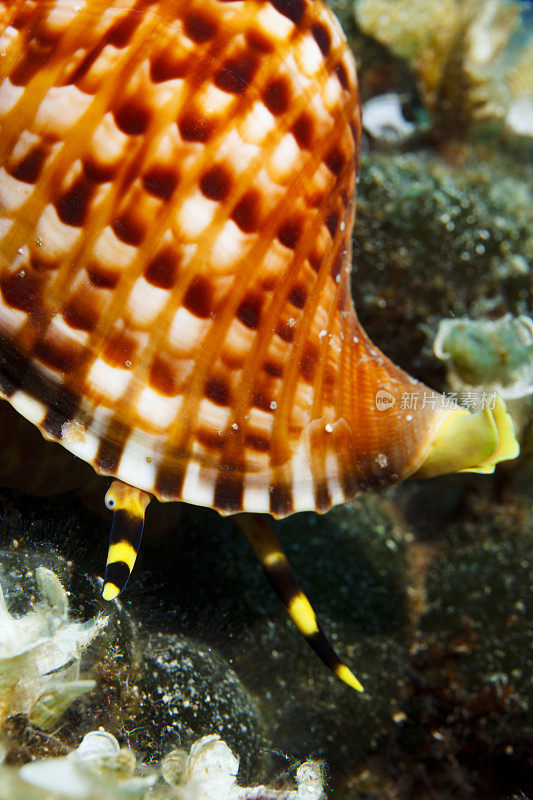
[{"x1": 0, "y1": 0, "x2": 517, "y2": 518}]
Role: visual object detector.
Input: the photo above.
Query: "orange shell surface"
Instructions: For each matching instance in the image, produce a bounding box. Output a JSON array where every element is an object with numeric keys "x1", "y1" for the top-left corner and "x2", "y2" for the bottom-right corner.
[{"x1": 0, "y1": 0, "x2": 444, "y2": 515}]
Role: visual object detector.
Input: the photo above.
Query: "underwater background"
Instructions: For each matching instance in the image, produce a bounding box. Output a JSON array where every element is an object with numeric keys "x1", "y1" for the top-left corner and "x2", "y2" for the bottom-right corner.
[{"x1": 0, "y1": 1, "x2": 532, "y2": 798}]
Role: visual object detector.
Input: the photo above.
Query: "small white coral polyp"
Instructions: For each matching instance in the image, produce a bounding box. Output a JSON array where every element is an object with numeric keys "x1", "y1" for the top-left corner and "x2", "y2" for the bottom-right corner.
[
  {"x1": 0, "y1": 566, "x2": 107, "y2": 729},
  {"x1": 4, "y1": 731, "x2": 324, "y2": 800},
  {"x1": 18, "y1": 730, "x2": 149, "y2": 800},
  {"x1": 161, "y1": 734, "x2": 325, "y2": 800}
]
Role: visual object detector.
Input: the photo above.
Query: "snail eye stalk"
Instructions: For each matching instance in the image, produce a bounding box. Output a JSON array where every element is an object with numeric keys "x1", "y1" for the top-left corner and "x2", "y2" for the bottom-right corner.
[{"x1": 102, "y1": 480, "x2": 151, "y2": 601}]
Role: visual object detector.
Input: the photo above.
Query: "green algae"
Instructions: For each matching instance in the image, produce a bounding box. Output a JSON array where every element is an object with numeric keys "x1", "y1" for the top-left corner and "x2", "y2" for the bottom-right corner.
[
  {"x1": 434, "y1": 315, "x2": 533, "y2": 392},
  {"x1": 352, "y1": 150, "x2": 533, "y2": 381}
]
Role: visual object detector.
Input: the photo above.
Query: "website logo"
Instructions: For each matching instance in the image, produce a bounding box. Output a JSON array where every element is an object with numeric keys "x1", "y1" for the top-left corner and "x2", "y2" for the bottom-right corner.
[{"x1": 375, "y1": 389, "x2": 395, "y2": 411}]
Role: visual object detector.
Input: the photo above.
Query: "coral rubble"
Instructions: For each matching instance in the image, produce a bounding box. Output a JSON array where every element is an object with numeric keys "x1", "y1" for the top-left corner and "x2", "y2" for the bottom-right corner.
[
  {"x1": 0, "y1": 730, "x2": 325, "y2": 800},
  {"x1": 0, "y1": 566, "x2": 107, "y2": 730},
  {"x1": 354, "y1": 0, "x2": 533, "y2": 139},
  {"x1": 132, "y1": 632, "x2": 266, "y2": 772}
]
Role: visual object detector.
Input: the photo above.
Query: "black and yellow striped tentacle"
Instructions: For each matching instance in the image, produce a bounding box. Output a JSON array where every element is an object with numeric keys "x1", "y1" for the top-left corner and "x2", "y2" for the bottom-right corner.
[
  {"x1": 102, "y1": 480, "x2": 152, "y2": 601},
  {"x1": 235, "y1": 514, "x2": 364, "y2": 692}
]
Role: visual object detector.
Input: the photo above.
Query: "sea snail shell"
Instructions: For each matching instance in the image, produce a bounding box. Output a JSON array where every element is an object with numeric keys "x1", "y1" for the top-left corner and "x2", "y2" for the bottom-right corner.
[{"x1": 0, "y1": 0, "x2": 519, "y2": 690}]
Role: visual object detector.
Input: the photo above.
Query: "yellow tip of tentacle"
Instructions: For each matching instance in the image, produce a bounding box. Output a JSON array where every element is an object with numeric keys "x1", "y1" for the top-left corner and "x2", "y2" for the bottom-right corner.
[
  {"x1": 335, "y1": 664, "x2": 365, "y2": 693},
  {"x1": 414, "y1": 396, "x2": 520, "y2": 479},
  {"x1": 102, "y1": 582, "x2": 120, "y2": 601}
]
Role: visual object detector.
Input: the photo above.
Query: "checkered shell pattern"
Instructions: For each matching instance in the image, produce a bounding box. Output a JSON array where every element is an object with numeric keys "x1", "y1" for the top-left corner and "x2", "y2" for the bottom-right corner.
[{"x1": 0, "y1": 0, "x2": 442, "y2": 515}]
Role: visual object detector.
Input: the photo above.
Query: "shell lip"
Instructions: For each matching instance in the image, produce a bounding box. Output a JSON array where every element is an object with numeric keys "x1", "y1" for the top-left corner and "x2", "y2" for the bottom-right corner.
[{"x1": 411, "y1": 395, "x2": 520, "y2": 480}]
